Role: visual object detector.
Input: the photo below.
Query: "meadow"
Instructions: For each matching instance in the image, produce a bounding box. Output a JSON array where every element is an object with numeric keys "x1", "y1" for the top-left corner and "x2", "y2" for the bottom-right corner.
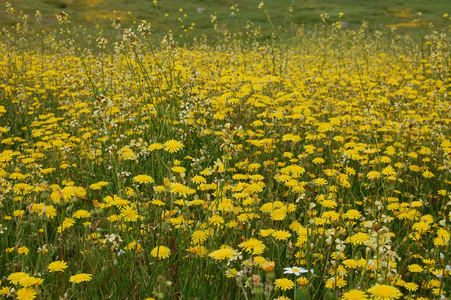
[{"x1": 1, "y1": 1, "x2": 451, "y2": 299}]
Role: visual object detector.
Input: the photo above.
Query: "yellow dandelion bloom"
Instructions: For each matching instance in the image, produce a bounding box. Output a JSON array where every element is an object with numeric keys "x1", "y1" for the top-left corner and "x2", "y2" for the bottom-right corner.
[
  {"x1": 191, "y1": 175, "x2": 207, "y2": 184},
  {"x1": 344, "y1": 209, "x2": 362, "y2": 220},
  {"x1": 18, "y1": 276, "x2": 40, "y2": 287},
  {"x1": 8, "y1": 272, "x2": 29, "y2": 285},
  {"x1": 120, "y1": 205, "x2": 139, "y2": 222},
  {"x1": 325, "y1": 276, "x2": 347, "y2": 289},
  {"x1": 272, "y1": 230, "x2": 291, "y2": 241},
  {"x1": 347, "y1": 232, "x2": 369, "y2": 245},
  {"x1": 225, "y1": 268, "x2": 238, "y2": 278},
  {"x1": 170, "y1": 182, "x2": 195, "y2": 197},
  {"x1": 407, "y1": 264, "x2": 423, "y2": 273},
  {"x1": 208, "y1": 247, "x2": 237, "y2": 261},
  {"x1": 367, "y1": 284, "x2": 402, "y2": 300},
  {"x1": 422, "y1": 170, "x2": 434, "y2": 178},
  {"x1": 148, "y1": 143, "x2": 164, "y2": 151},
  {"x1": 69, "y1": 273, "x2": 92, "y2": 283},
  {"x1": 133, "y1": 174, "x2": 155, "y2": 184},
  {"x1": 239, "y1": 238, "x2": 265, "y2": 255},
  {"x1": 164, "y1": 140, "x2": 184, "y2": 153},
  {"x1": 151, "y1": 246, "x2": 171, "y2": 259},
  {"x1": 73, "y1": 210, "x2": 91, "y2": 219},
  {"x1": 274, "y1": 278, "x2": 295, "y2": 291},
  {"x1": 191, "y1": 230, "x2": 208, "y2": 244},
  {"x1": 16, "y1": 287, "x2": 37, "y2": 300},
  {"x1": 17, "y1": 246, "x2": 29, "y2": 255},
  {"x1": 342, "y1": 289, "x2": 368, "y2": 300},
  {"x1": 403, "y1": 282, "x2": 418, "y2": 292},
  {"x1": 208, "y1": 215, "x2": 225, "y2": 226},
  {"x1": 47, "y1": 260, "x2": 68, "y2": 272}
]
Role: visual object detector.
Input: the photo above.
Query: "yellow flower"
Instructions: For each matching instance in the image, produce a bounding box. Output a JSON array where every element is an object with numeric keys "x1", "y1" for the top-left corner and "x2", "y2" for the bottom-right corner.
[
  {"x1": 367, "y1": 284, "x2": 402, "y2": 300},
  {"x1": 164, "y1": 140, "x2": 184, "y2": 153},
  {"x1": 17, "y1": 246, "x2": 29, "y2": 255},
  {"x1": 271, "y1": 230, "x2": 291, "y2": 241},
  {"x1": 18, "y1": 276, "x2": 40, "y2": 287},
  {"x1": 0, "y1": 286, "x2": 11, "y2": 295},
  {"x1": 344, "y1": 209, "x2": 362, "y2": 220},
  {"x1": 208, "y1": 215, "x2": 225, "y2": 226},
  {"x1": 366, "y1": 171, "x2": 381, "y2": 180},
  {"x1": 403, "y1": 282, "x2": 418, "y2": 291},
  {"x1": 191, "y1": 175, "x2": 207, "y2": 184},
  {"x1": 342, "y1": 289, "x2": 368, "y2": 300},
  {"x1": 148, "y1": 143, "x2": 164, "y2": 151},
  {"x1": 133, "y1": 174, "x2": 155, "y2": 184},
  {"x1": 16, "y1": 287, "x2": 37, "y2": 300},
  {"x1": 274, "y1": 278, "x2": 295, "y2": 291},
  {"x1": 407, "y1": 264, "x2": 423, "y2": 273},
  {"x1": 239, "y1": 238, "x2": 265, "y2": 255},
  {"x1": 191, "y1": 230, "x2": 208, "y2": 244},
  {"x1": 297, "y1": 277, "x2": 308, "y2": 287},
  {"x1": 57, "y1": 217, "x2": 75, "y2": 232},
  {"x1": 47, "y1": 260, "x2": 68, "y2": 272},
  {"x1": 208, "y1": 247, "x2": 237, "y2": 261},
  {"x1": 422, "y1": 170, "x2": 434, "y2": 178},
  {"x1": 73, "y1": 210, "x2": 91, "y2": 219},
  {"x1": 151, "y1": 246, "x2": 171, "y2": 259},
  {"x1": 69, "y1": 273, "x2": 92, "y2": 283},
  {"x1": 8, "y1": 272, "x2": 29, "y2": 285},
  {"x1": 120, "y1": 205, "x2": 139, "y2": 222},
  {"x1": 170, "y1": 183, "x2": 194, "y2": 197},
  {"x1": 325, "y1": 276, "x2": 347, "y2": 289},
  {"x1": 225, "y1": 268, "x2": 237, "y2": 278},
  {"x1": 346, "y1": 232, "x2": 369, "y2": 245}
]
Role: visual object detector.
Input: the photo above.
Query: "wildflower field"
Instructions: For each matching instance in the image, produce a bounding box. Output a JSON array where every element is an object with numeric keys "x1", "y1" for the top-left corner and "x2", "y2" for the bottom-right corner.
[{"x1": 1, "y1": 2, "x2": 451, "y2": 300}]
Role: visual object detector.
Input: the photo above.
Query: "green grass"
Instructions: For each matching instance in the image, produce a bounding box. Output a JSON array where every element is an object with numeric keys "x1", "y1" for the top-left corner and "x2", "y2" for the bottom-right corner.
[{"x1": 2, "y1": 0, "x2": 451, "y2": 44}]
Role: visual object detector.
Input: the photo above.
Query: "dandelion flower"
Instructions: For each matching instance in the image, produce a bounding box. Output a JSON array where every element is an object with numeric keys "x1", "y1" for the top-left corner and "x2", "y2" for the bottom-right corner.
[
  {"x1": 325, "y1": 276, "x2": 347, "y2": 289},
  {"x1": 272, "y1": 230, "x2": 291, "y2": 241},
  {"x1": 133, "y1": 174, "x2": 155, "y2": 184},
  {"x1": 422, "y1": 170, "x2": 434, "y2": 178},
  {"x1": 47, "y1": 260, "x2": 68, "y2": 272},
  {"x1": 151, "y1": 246, "x2": 171, "y2": 259},
  {"x1": 73, "y1": 210, "x2": 91, "y2": 219},
  {"x1": 407, "y1": 264, "x2": 423, "y2": 273},
  {"x1": 148, "y1": 143, "x2": 164, "y2": 151},
  {"x1": 297, "y1": 277, "x2": 308, "y2": 286},
  {"x1": 342, "y1": 289, "x2": 368, "y2": 300},
  {"x1": 283, "y1": 266, "x2": 308, "y2": 276},
  {"x1": 7, "y1": 272, "x2": 29, "y2": 285},
  {"x1": 208, "y1": 215, "x2": 225, "y2": 226},
  {"x1": 16, "y1": 287, "x2": 37, "y2": 300},
  {"x1": 191, "y1": 175, "x2": 207, "y2": 184},
  {"x1": 164, "y1": 140, "x2": 184, "y2": 153},
  {"x1": 239, "y1": 238, "x2": 265, "y2": 255},
  {"x1": 170, "y1": 183, "x2": 194, "y2": 197},
  {"x1": 403, "y1": 282, "x2": 418, "y2": 292},
  {"x1": 69, "y1": 273, "x2": 92, "y2": 283},
  {"x1": 274, "y1": 278, "x2": 295, "y2": 291},
  {"x1": 120, "y1": 206, "x2": 139, "y2": 222},
  {"x1": 208, "y1": 247, "x2": 238, "y2": 261},
  {"x1": 225, "y1": 268, "x2": 238, "y2": 278},
  {"x1": 191, "y1": 230, "x2": 208, "y2": 244},
  {"x1": 18, "y1": 276, "x2": 40, "y2": 287},
  {"x1": 367, "y1": 284, "x2": 402, "y2": 300},
  {"x1": 17, "y1": 246, "x2": 29, "y2": 255}
]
